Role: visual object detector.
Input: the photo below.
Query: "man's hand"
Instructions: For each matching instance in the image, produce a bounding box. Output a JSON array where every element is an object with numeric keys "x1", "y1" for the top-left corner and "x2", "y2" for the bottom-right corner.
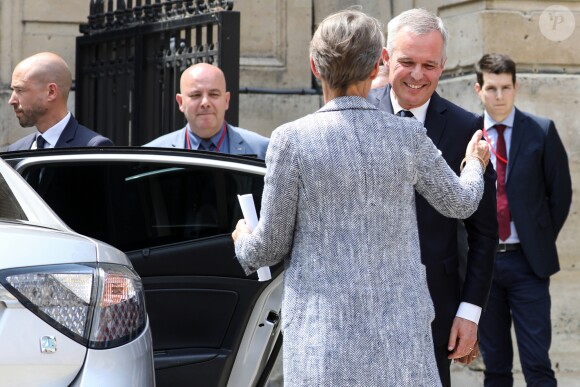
[
  {"x1": 455, "y1": 341, "x2": 480, "y2": 365},
  {"x1": 447, "y1": 316, "x2": 478, "y2": 361}
]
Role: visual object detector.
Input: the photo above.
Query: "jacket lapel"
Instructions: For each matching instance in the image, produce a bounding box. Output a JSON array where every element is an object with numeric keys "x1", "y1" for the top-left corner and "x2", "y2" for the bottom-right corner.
[
  {"x1": 54, "y1": 115, "x2": 76, "y2": 147},
  {"x1": 424, "y1": 92, "x2": 447, "y2": 147},
  {"x1": 506, "y1": 108, "x2": 525, "y2": 181},
  {"x1": 23, "y1": 134, "x2": 36, "y2": 150},
  {"x1": 227, "y1": 125, "x2": 248, "y2": 155},
  {"x1": 371, "y1": 86, "x2": 448, "y2": 147},
  {"x1": 174, "y1": 127, "x2": 187, "y2": 148}
]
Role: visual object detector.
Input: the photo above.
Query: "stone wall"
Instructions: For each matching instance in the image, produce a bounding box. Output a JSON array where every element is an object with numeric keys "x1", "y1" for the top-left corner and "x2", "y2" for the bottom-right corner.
[
  {"x1": 237, "y1": 0, "x2": 319, "y2": 136},
  {"x1": 437, "y1": 2, "x2": 580, "y2": 270},
  {"x1": 0, "y1": 1, "x2": 577, "y2": 382},
  {"x1": 0, "y1": 0, "x2": 84, "y2": 148},
  {"x1": 237, "y1": 0, "x2": 391, "y2": 135},
  {"x1": 0, "y1": 1, "x2": 578, "y2": 272}
]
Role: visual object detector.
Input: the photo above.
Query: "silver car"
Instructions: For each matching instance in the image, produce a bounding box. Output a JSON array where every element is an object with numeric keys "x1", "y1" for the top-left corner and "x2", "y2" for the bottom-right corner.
[
  {"x1": 1, "y1": 148, "x2": 283, "y2": 387},
  {"x1": 0, "y1": 157, "x2": 155, "y2": 386}
]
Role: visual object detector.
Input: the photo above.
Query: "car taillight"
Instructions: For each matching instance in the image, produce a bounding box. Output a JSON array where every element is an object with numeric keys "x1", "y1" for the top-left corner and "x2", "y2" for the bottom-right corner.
[{"x1": 0, "y1": 263, "x2": 146, "y2": 349}]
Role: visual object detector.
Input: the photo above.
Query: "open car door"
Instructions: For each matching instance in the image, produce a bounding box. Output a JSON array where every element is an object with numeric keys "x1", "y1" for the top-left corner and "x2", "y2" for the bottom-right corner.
[{"x1": 1, "y1": 147, "x2": 283, "y2": 387}]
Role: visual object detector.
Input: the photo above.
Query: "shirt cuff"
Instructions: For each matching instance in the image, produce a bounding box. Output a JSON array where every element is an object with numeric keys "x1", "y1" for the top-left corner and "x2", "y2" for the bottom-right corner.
[{"x1": 456, "y1": 302, "x2": 482, "y2": 325}]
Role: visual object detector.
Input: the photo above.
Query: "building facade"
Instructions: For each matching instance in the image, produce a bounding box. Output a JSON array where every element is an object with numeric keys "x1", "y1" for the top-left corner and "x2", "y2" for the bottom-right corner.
[
  {"x1": 1, "y1": 0, "x2": 579, "y2": 379},
  {"x1": 1, "y1": 2, "x2": 579, "y2": 253},
  {"x1": 2, "y1": 0, "x2": 577, "y2": 264}
]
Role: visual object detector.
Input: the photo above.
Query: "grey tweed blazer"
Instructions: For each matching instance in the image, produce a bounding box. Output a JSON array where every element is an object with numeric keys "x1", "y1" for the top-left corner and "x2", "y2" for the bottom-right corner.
[{"x1": 235, "y1": 96, "x2": 484, "y2": 386}]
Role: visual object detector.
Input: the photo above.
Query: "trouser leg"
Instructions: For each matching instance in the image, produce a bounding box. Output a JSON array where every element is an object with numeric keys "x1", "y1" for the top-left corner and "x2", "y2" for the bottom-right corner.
[
  {"x1": 508, "y1": 252, "x2": 556, "y2": 387},
  {"x1": 433, "y1": 343, "x2": 451, "y2": 387},
  {"x1": 479, "y1": 253, "x2": 514, "y2": 387}
]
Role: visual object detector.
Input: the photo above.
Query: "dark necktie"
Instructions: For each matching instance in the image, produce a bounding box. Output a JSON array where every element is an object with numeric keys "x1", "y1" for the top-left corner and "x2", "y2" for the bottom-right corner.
[
  {"x1": 36, "y1": 135, "x2": 47, "y2": 149},
  {"x1": 28, "y1": 135, "x2": 47, "y2": 187},
  {"x1": 198, "y1": 141, "x2": 215, "y2": 151},
  {"x1": 495, "y1": 124, "x2": 511, "y2": 240},
  {"x1": 397, "y1": 110, "x2": 414, "y2": 118}
]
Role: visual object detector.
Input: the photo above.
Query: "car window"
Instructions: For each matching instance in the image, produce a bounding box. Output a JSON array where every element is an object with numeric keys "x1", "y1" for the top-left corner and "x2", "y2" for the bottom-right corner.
[
  {"x1": 0, "y1": 175, "x2": 27, "y2": 221},
  {"x1": 27, "y1": 161, "x2": 263, "y2": 251}
]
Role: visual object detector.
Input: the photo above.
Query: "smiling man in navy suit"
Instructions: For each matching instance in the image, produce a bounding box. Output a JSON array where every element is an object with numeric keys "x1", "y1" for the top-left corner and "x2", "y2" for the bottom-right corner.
[
  {"x1": 475, "y1": 53, "x2": 572, "y2": 387},
  {"x1": 144, "y1": 63, "x2": 269, "y2": 159},
  {"x1": 368, "y1": 9, "x2": 498, "y2": 386},
  {"x1": 7, "y1": 52, "x2": 113, "y2": 151}
]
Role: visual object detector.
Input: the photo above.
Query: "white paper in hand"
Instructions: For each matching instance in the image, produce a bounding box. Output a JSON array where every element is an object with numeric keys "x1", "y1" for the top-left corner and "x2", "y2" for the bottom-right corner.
[{"x1": 237, "y1": 194, "x2": 272, "y2": 281}]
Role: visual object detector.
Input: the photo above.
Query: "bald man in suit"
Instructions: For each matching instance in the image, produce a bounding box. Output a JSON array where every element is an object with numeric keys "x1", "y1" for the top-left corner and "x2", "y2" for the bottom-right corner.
[
  {"x1": 145, "y1": 63, "x2": 269, "y2": 159},
  {"x1": 7, "y1": 52, "x2": 112, "y2": 151}
]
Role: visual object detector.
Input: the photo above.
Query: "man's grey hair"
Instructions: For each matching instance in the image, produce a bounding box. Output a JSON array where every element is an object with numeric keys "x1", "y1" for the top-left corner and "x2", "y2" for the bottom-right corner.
[
  {"x1": 386, "y1": 8, "x2": 448, "y2": 60},
  {"x1": 310, "y1": 8, "x2": 384, "y2": 92}
]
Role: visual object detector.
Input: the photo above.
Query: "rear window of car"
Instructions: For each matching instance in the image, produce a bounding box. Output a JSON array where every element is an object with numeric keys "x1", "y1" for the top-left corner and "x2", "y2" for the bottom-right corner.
[{"x1": 0, "y1": 176, "x2": 27, "y2": 221}]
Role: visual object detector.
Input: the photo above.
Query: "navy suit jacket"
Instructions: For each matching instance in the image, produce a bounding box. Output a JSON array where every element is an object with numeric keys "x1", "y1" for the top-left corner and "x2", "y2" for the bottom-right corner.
[
  {"x1": 501, "y1": 108, "x2": 571, "y2": 278},
  {"x1": 144, "y1": 123, "x2": 269, "y2": 160},
  {"x1": 7, "y1": 115, "x2": 113, "y2": 151},
  {"x1": 368, "y1": 86, "x2": 498, "y2": 346}
]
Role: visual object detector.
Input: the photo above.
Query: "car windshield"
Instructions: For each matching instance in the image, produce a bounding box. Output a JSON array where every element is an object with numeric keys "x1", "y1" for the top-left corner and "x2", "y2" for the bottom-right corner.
[{"x1": 0, "y1": 174, "x2": 27, "y2": 221}]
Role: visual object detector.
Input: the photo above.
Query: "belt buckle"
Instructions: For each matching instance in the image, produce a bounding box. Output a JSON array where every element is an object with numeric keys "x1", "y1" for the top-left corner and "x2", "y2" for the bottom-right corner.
[{"x1": 497, "y1": 243, "x2": 507, "y2": 253}]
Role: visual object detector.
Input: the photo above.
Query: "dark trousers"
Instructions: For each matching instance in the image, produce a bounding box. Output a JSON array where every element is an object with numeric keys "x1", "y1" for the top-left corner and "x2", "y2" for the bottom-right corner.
[
  {"x1": 433, "y1": 344, "x2": 452, "y2": 387},
  {"x1": 479, "y1": 250, "x2": 556, "y2": 387}
]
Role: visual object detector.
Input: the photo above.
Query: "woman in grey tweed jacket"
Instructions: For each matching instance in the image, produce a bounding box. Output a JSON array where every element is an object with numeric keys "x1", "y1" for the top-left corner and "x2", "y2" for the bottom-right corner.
[{"x1": 233, "y1": 9, "x2": 490, "y2": 387}]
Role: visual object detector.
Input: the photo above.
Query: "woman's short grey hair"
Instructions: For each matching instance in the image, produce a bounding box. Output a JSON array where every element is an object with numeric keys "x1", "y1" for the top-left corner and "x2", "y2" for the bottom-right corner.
[
  {"x1": 310, "y1": 9, "x2": 384, "y2": 92},
  {"x1": 386, "y1": 8, "x2": 448, "y2": 60}
]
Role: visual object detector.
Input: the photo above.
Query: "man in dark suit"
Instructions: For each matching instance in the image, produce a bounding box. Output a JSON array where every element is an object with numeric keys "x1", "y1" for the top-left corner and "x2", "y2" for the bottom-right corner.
[
  {"x1": 144, "y1": 63, "x2": 269, "y2": 159},
  {"x1": 474, "y1": 53, "x2": 572, "y2": 387},
  {"x1": 7, "y1": 52, "x2": 113, "y2": 151},
  {"x1": 368, "y1": 9, "x2": 498, "y2": 386}
]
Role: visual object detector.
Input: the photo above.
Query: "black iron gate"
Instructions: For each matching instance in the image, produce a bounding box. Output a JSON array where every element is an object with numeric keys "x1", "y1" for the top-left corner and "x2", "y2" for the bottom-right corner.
[{"x1": 76, "y1": 0, "x2": 239, "y2": 146}]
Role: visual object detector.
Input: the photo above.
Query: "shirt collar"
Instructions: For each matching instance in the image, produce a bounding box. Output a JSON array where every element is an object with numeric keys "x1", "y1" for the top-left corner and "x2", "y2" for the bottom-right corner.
[
  {"x1": 390, "y1": 88, "x2": 430, "y2": 125},
  {"x1": 484, "y1": 107, "x2": 516, "y2": 130},
  {"x1": 39, "y1": 112, "x2": 71, "y2": 148}
]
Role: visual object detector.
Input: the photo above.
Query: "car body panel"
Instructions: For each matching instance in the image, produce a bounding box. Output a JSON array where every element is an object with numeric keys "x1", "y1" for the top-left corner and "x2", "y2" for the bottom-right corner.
[
  {"x1": 0, "y1": 283, "x2": 87, "y2": 386},
  {"x1": 0, "y1": 156, "x2": 155, "y2": 386},
  {"x1": 0, "y1": 223, "x2": 97, "y2": 268},
  {"x1": 70, "y1": 324, "x2": 155, "y2": 387},
  {"x1": 0, "y1": 222, "x2": 130, "y2": 268},
  {"x1": 1, "y1": 147, "x2": 283, "y2": 387}
]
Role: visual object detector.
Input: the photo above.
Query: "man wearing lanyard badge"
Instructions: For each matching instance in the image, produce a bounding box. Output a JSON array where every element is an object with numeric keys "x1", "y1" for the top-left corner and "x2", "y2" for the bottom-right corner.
[
  {"x1": 475, "y1": 53, "x2": 572, "y2": 387},
  {"x1": 145, "y1": 63, "x2": 269, "y2": 159}
]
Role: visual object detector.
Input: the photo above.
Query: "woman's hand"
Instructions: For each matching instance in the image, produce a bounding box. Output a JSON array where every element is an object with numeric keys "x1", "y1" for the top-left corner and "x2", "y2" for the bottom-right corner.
[
  {"x1": 232, "y1": 219, "x2": 251, "y2": 242},
  {"x1": 465, "y1": 130, "x2": 491, "y2": 170}
]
